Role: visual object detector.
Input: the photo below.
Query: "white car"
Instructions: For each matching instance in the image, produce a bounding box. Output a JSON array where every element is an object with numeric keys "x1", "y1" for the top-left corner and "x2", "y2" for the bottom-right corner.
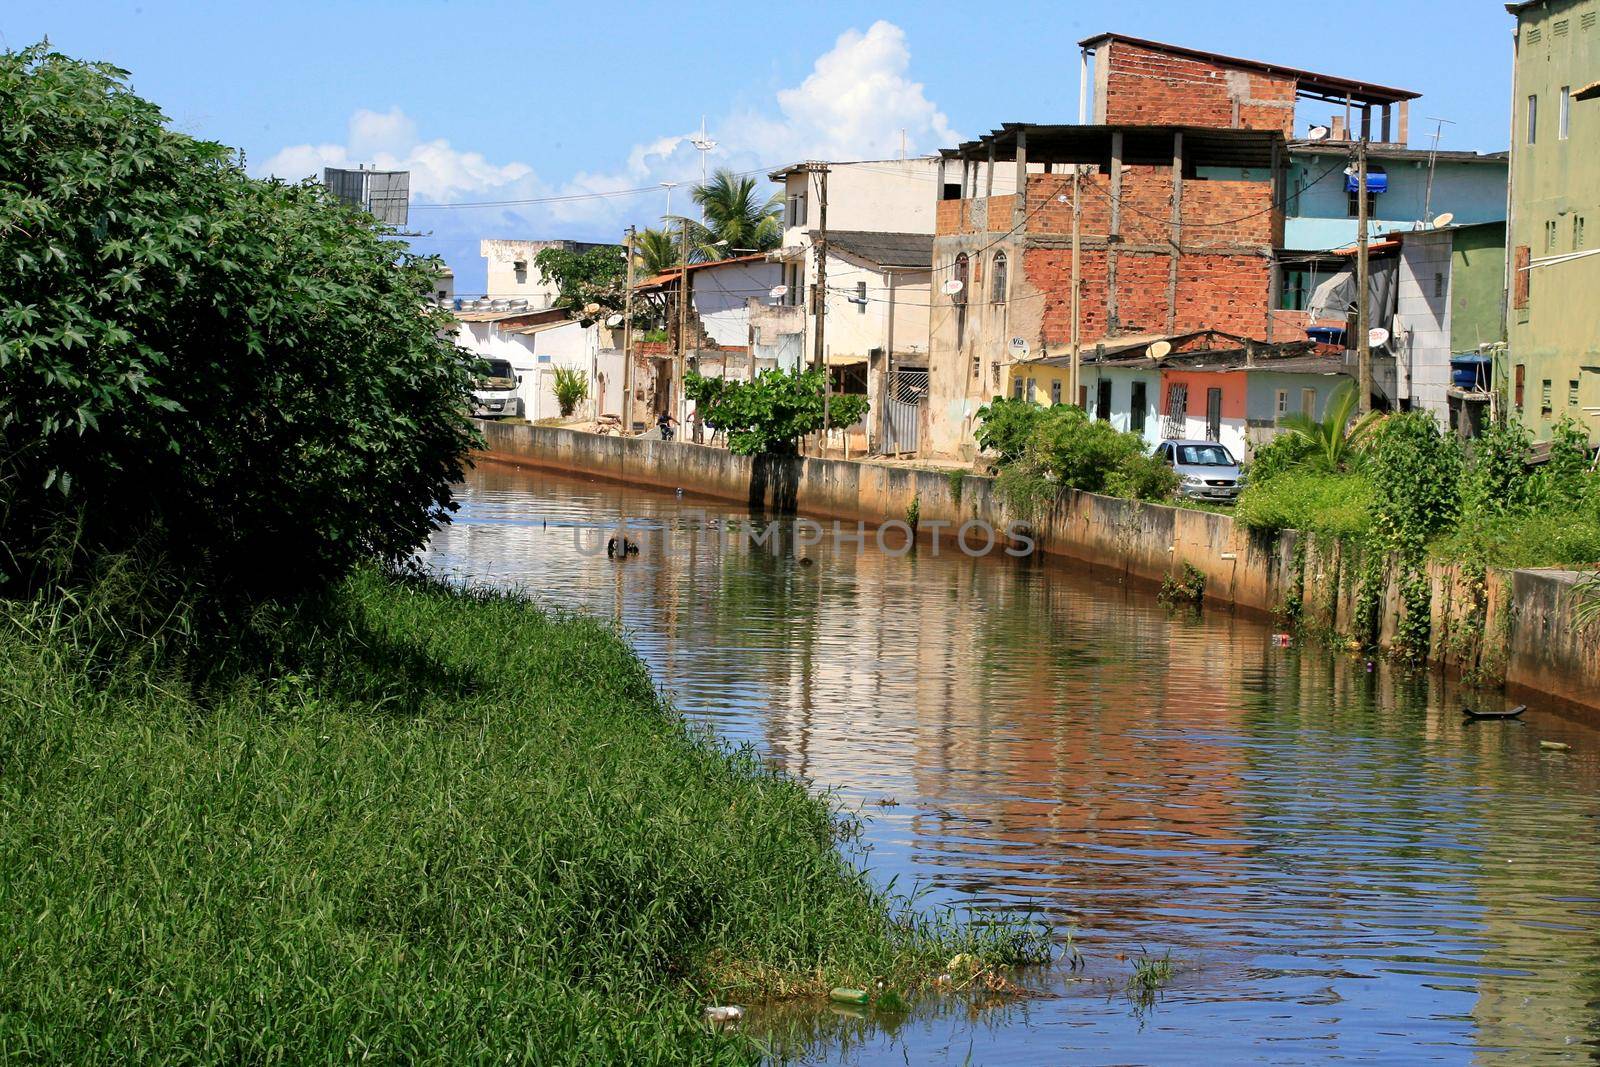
[{"x1": 1154, "y1": 439, "x2": 1245, "y2": 502}]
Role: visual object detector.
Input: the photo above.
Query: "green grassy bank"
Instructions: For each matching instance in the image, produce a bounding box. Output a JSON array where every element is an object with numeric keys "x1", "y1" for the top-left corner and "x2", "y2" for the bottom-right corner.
[{"x1": 0, "y1": 569, "x2": 1047, "y2": 1063}]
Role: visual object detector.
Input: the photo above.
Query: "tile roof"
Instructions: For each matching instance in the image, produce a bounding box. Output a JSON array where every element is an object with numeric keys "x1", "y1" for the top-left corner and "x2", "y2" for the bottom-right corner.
[{"x1": 816, "y1": 230, "x2": 934, "y2": 269}]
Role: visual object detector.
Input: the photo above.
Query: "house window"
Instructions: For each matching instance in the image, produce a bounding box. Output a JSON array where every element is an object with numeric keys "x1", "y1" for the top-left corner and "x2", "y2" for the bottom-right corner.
[
  {"x1": 1515, "y1": 364, "x2": 1526, "y2": 407},
  {"x1": 1026, "y1": 378, "x2": 1037, "y2": 403},
  {"x1": 1096, "y1": 379, "x2": 1112, "y2": 422},
  {"x1": 1527, "y1": 26, "x2": 1543, "y2": 43},
  {"x1": 1130, "y1": 381, "x2": 1147, "y2": 434},
  {"x1": 1275, "y1": 389, "x2": 1290, "y2": 423},
  {"x1": 991, "y1": 252, "x2": 1008, "y2": 303},
  {"x1": 783, "y1": 263, "x2": 800, "y2": 306},
  {"x1": 1556, "y1": 17, "x2": 1570, "y2": 36},
  {"x1": 1584, "y1": 11, "x2": 1597, "y2": 30},
  {"x1": 1542, "y1": 379, "x2": 1553, "y2": 415},
  {"x1": 856, "y1": 280, "x2": 867, "y2": 314},
  {"x1": 1571, "y1": 380, "x2": 1581, "y2": 405},
  {"x1": 1528, "y1": 94, "x2": 1539, "y2": 144},
  {"x1": 971, "y1": 355, "x2": 981, "y2": 380},
  {"x1": 1301, "y1": 388, "x2": 1317, "y2": 418},
  {"x1": 1051, "y1": 380, "x2": 1062, "y2": 405},
  {"x1": 786, "y1": 192, "x2": 807, "y2": 227},
  {"x1": 1547, "y1": 219, "x2": 1560, "y2": 251},
  {"x1": 1576, "y1": 216, "x2": 1588, "y2": 248},
  {"x1": 1012, "y1": 377, "x2": 1024, "y2": 399},
  {"x1": 1513, "y1": 246, "x2": 1531, "y2": 308},
  {"x1": 1347, "y1": 190, "x2": 1378, "y2": 218},
  {"x1": 1560, "y1": 86, "x2": 1572, "y2": 140}
]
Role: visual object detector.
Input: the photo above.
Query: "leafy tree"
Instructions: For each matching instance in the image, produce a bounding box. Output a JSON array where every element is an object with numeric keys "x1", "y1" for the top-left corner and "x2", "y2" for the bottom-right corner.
[
  {"x1": 1274, "y1": 381, "x2": 1381, "y2": 473},
  {"x1": 0, "y1": 44, "x2": 479, "y2": 599},
  {"x1": 992, "y1": 404, "x2": 1176, "y2": 513},
  {"x1": 684, "y1": 169, "x2": 783, "y2": 260},
  {"x1": 685, "y1": 368, "x2": 866, "y2": 455},
  {"x1": 532, "y1": 244, "x2": 626, "y2": 325},
  {"x1": 552, "y1": 366, "x2": 588, "y2": 417}
]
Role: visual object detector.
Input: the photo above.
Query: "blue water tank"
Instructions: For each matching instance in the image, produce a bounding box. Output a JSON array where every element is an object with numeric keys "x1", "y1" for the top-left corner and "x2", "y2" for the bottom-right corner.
[
  {"x1": 1451, "y1": 354, "x2": 1491, "y2": 391},
  {"x1": 1305, "y1": 325, "x2": 1347, "y2": 346}
]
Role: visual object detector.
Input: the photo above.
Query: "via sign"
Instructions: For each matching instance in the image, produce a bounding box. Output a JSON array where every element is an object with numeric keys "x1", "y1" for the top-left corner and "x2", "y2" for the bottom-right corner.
[{"x1": 1009, "y1": 336, "x2": 1028, "y2": 358}]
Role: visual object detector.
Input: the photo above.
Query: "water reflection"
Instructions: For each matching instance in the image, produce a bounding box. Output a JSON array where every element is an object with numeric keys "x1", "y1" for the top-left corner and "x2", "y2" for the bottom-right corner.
[{"x1": 427, "y1": 461, "x2": 1600, "y2": 1065}]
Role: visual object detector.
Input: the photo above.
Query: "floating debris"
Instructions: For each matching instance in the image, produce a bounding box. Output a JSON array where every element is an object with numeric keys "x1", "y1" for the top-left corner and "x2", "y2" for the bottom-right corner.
[
  {"x1": 1540, "y1": 740, "x2": 1572, "y2": 751},
  {"x1": 829, "y1": 988, "x2": 869, "y2": 1006},
  {"x1": 702, "y1": 1005, "x2": 744, "y2": 1024}
]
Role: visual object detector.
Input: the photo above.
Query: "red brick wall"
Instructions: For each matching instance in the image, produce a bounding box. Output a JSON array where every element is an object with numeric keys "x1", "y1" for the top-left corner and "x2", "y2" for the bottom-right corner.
[
  {"x1": 1100, "y1": 41, "x2": 1297, "y2": 135},
  {"x1": 1024, "y1": 247, "x2": 1270, "y2": 347},
  {"x1": 1022, "y1": 172, "x2": 1274, "y2": 248}
]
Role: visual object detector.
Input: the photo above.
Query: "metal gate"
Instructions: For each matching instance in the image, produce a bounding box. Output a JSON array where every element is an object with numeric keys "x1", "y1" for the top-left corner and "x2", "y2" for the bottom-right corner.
[
  {"x1": 881, "y1": 367, "x2": 927, "y2": 455},
  {"x1": 1162, "y1": 382, "x2": 1187, "y2": 440}
]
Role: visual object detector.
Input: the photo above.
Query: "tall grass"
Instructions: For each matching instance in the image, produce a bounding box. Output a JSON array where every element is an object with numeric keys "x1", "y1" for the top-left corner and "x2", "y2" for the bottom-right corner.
[{"x1": 0, "y1": 569, "x2": 1047, "y2": 1062}]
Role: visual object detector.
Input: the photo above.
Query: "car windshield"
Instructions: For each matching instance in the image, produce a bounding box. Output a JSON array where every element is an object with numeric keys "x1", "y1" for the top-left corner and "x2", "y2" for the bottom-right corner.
[
  {"x1": 481, "y1": 359, "x2": 514, "y2": 380},
  {"x1": 1177, "y1": 444, "x2": 1235, "y2": 466}
]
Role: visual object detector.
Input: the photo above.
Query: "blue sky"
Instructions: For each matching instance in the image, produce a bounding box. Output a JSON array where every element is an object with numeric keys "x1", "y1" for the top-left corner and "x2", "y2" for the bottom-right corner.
[{"x1": 12, "y1": 2, "x2": 1514, "y2": 291}]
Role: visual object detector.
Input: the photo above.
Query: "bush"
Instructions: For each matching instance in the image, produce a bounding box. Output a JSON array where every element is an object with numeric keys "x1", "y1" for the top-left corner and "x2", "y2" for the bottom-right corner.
[
  {"x1": 552, "y1": 366, "x2": 588, "y2": 417},
  {"x1": 1233, "y1": 471, "x2": 1375, "y2": 537},
  {"x1": 1245, "y1": 432, "x2": 1318, "y2": 484},
  {"x1": 1434, "y1": 509, "x2": 1600, "y2": 569},
  {"x1": 685, "y1": 368, "x2": 866, "y2": 455},
  {"x1": 1368, "y1": 412, "x2": 1462, "y2": 540},
  {"x1": 974, "y1": 396, "x2": 1045, "y2": 464},
  {"x1": 992, "y1": 406, "x2": 1175, "y2": 514},
  {"x1": 0, "y1": 45, "x2": 478, "y2": 601},
  {"x1": 1459, "y1": 417, "x2": 1531, "y2": 517}
]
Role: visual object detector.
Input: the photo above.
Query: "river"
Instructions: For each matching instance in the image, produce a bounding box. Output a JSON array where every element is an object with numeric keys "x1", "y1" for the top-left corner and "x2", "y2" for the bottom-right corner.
[{"x1": 426, "y1": 461, "x2": 1600, "y2": 1066}]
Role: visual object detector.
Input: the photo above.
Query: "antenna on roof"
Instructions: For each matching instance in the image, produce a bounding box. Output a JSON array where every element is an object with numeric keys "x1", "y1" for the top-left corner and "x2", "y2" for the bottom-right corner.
[
  {"x1": 1307, "y1": 125, "x2": 1331, "y2": 142},
  {"x1": 690, "y1": 116, "x2": 718, "y2": 219},
  {"x1": 1422, "y1": 116, "x2": 1456, "y2": 224},
  {"x1": 1432, "y1": 212, "x2": 1455, "y2": 229},
  {"x1": 1148, "y1": 340, "x2": 1173, "y2": 361}
]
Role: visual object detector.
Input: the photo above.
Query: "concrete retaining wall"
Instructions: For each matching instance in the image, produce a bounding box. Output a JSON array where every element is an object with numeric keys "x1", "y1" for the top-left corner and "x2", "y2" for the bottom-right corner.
[{"x1": 476, "y1": 421, "x2": 1600, "y2": 713}]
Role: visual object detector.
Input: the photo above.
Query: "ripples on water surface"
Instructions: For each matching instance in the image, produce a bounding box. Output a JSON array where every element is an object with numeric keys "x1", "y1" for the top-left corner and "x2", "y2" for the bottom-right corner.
[{"x1": 426, "y1": 462, "x2": 1600, "y2": 1065}]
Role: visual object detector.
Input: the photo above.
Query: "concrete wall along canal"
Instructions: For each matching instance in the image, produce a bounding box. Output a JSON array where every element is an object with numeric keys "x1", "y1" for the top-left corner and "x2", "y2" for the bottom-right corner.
[{"x1": 475, "y1": 421, "x2": 1600, "y2": 714}]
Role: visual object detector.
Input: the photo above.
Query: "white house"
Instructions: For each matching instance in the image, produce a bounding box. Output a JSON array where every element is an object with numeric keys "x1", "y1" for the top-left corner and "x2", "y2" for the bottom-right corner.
[
  {"x1": 478, "y1": 238, "x2": 622, "y2": 305},
  {"x1": 453, "y1": 305, "x2": 604, "y2": 422}
]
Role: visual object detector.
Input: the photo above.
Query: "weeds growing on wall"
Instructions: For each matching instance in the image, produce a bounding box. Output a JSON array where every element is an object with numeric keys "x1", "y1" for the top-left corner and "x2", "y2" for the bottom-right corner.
[{"x1": 979, "y1": 402, "x2": 1177, "y2": 517}]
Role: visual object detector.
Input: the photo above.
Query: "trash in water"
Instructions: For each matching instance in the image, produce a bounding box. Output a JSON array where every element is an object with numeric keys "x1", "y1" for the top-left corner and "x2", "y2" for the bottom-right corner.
[
  {"x1": 703, "y1": 1005, "x2": 744, "y2": 1024},
  {"x1": 1272, "y1": 633, "x2": 1292, "y2": 647},
  {"x1": 829, "y1": 988, "x2": 870, "y2": 1005},
  {"x1": 1540, "y1": 740, "x2": 1572, "y2": 751}
]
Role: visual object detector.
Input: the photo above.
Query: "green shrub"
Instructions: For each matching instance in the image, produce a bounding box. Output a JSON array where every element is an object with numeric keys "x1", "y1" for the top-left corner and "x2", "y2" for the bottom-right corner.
[
  {"x1": 1460, "y1": 417, "x2": 1531, "y2": 517},
  {"x1": 552, "y1": 367, "x2": 589, "y2": 417},
  {"x1": 0, "y1": 45, "x2": 478, "y2": 600},
  {"x1": 974, "y1": 396, "x2": 1046, "y2": 464},
  {"x1": 1246, "y1": 432, "x2": 1318, "y2": 483},
  {"x1": 1368, "y1": 412, "x2": 1462, "y2": 540},
  {"x1": 685, "y1": 368, "x2": 866, "y2": 455},
  {"x1": 1237, "y1": 472, "x2": 1375, "y2": 536},
  {"x1": 1433, "y1": 509, "x2": 1600, "y2": 569},
  {"x1": 1233, "y1": 471, "x2": 1375, "y2": 537}
]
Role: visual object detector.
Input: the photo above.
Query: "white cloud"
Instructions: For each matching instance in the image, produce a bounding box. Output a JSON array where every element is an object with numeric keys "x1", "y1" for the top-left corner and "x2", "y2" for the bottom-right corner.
[{"x1": 255, "y1": 21, "x2": 956, "y2": 289}]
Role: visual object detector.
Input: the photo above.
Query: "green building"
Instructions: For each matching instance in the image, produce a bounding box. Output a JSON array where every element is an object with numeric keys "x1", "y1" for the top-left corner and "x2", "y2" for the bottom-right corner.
[{"x1": 1508, "y1": 0, "x2": 1600, "y2": 440}]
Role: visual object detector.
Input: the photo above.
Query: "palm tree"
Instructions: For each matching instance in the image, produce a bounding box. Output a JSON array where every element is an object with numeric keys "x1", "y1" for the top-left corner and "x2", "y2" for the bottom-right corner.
[
  {"x1": 633, "y1": 228, "x2": 681, "y2": 277},
  {"x1": 685, "y1": 168, "x2": 783, "y2": 260},
  {"x1": 1278, "y1": 380, "x2": 1382, "y2": 471}
]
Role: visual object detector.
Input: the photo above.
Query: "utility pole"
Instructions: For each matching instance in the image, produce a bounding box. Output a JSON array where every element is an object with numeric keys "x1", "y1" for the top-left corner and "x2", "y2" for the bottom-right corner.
[
  {"x1": 676, "y1": 216, "x2": 691, "y2": 431},
  {"x1": 1355, "y1": 138, "x2": 1372, "y2": 415},
  {"x1": 1069, "y1": 165, "x2": 1083, "y2": 407},
  {"x1": 810, "y1": 163, "x2": 831, "y2": 453},
  {"x1": 621, "y1": 225, "x2": 636, "y2": 433}
]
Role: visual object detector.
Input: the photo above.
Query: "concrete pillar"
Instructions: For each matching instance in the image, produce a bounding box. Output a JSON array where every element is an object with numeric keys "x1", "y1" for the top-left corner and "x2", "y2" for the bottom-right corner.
[
  {"x1": 1108, "y1": 130, "x2": 1124, "y2": 332},
  {"x1": 1013, "y1": 128, "x2": 1029, "y2": 229},
  {"x1": 935, "y1": 156, "x2": 947, "y2": 204},
  {"x1": 1166, "y1": 132, "x2": 1184, "y2": 335},
  {"x1": 1397, "y1": 100, "x2": 1410, "y2": 145},
  {"x1": 985, "y1": 139, "x2": 996, "y2": 199}
]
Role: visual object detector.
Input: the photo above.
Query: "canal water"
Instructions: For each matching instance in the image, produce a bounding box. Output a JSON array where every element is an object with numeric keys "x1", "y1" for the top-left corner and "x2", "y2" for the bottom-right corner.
[{"x1": 426, "y1": 461, "x2": 1600, "y2": 1066}]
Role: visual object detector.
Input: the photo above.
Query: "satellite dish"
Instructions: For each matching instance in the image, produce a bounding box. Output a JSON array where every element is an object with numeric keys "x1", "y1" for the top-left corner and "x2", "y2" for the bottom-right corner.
[
  {"x1": 941, "y1": 279, "x2": 965, "y2": 296},
  {"x1": 1432, "y1": 212, "x2": 1455, "y2": 229},
  {"x1": 605, "y1": 313, "x2": 624, "y2": 327},
  {"x1": 769, "y1": 284, "x2": 789, "y2": 298},
  {"x1": 1307, "y1": 125, "x2": 1331, "y2": 142},
  {"x1": 1368, "y1": 327, "x2": 1391, "y2": 348},
  {"x1": 1056, "y1": 194, "x2": 1071, "y2": 204},
  {"x1": 1148, "y1": 340, "x2": 1173, "y2": 361}
]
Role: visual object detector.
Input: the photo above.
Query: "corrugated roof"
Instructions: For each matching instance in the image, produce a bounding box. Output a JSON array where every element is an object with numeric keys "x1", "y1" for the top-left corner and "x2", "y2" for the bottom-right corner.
[
  {"x1": 633, "y1": 252, "x2": 772, "y2": 291},
  {"x1": 816, "y1": 230, "x2": 934, "y2": 269},
  {"x1": 1291, "y1": 143, "x2": 1508, "y2": 165},
  {"x1": 1077, "y1": 32, "x2": 1419, "y2": 104},
  {"x1": 502, "y1": 319, "x2": 577, "y2": 337}
]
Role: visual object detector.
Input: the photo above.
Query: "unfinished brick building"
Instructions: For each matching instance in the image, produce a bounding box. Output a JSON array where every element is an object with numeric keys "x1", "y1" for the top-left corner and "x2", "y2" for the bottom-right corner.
[{"x1": 921, "y1": 35, "x2": 1420, "y2": 458}]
